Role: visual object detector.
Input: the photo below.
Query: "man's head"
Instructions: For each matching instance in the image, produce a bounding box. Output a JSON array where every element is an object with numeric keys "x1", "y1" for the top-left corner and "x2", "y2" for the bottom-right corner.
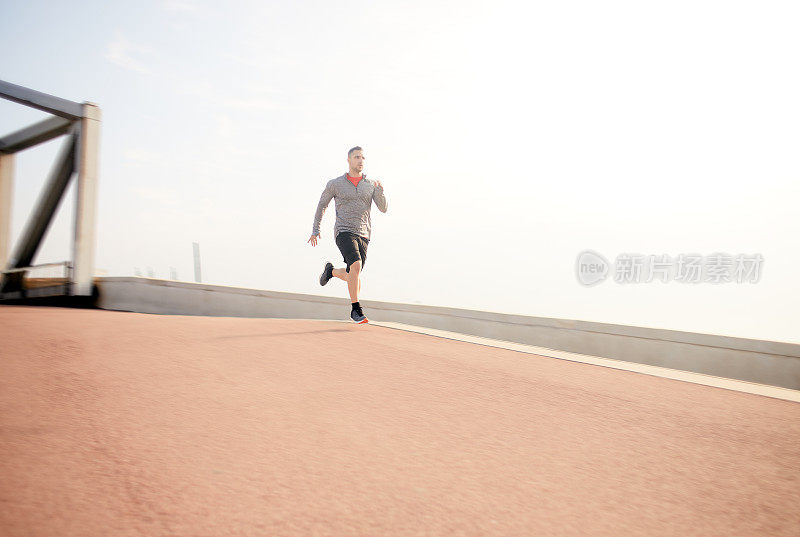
[{"x1": 347, "y1": 146, "x2": 364, "y2": 175}]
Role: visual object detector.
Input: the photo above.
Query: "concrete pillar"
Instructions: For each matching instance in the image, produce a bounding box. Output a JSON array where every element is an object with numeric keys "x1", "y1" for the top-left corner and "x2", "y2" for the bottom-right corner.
[
  {"x1": 0, "y1": 153, "x2": 14, "y2": 270},
  {"x1": 71, "y1": 103, "x2": 101, "y2": 296}
]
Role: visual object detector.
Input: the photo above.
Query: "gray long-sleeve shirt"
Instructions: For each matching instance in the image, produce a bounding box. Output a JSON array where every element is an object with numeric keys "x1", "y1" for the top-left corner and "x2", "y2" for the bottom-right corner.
[{"x1": 311, "y1": 173, "x2": 388, "y2": 240}]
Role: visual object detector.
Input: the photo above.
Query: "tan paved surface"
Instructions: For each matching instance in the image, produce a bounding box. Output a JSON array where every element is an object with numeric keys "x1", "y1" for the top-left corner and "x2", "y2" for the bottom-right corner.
[{"x1": 1, "y1": 306, "x2": 799, "y2": 536}]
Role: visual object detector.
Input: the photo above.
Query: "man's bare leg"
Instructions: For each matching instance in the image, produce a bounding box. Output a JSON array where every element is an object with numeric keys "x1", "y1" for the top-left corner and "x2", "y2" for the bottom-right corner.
[
  {"x1": 332, "y1": 261, "x2": 362, "y2": 302},
  {"x1": 346, "y1": 260, "x2": 361, "y2": 302}
]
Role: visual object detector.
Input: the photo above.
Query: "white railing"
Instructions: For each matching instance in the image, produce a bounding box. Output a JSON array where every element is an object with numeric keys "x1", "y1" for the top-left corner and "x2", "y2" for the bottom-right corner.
[{"x1": 1, "y1": 261, "x2": 72, "y2": 279}]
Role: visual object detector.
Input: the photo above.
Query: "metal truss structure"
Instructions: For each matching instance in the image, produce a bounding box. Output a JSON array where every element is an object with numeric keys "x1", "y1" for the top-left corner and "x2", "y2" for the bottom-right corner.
[{"x1": 0, "y1": 79, "x2": 100, "y2": 300}]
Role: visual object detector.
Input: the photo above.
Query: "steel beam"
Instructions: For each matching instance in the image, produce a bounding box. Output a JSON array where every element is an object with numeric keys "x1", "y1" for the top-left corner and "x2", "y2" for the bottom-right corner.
[
  {"x1": 0, "y1": 79, "x2": 84, "y2": 120},
  {"x1": 71, "y1": 104, "x2": 101, "y2": 296},
  {"x1": 0, "y1": 116, "x2": 74, "y2": 154},
  {"x1": 0, "y1": 153, "x2": 14, "y2": 270}
]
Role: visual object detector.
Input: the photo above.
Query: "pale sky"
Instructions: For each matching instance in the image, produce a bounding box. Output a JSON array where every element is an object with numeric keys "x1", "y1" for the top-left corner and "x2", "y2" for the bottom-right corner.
[{"x1": 1, "y1": 0, "x2": 798, "y2": 343}]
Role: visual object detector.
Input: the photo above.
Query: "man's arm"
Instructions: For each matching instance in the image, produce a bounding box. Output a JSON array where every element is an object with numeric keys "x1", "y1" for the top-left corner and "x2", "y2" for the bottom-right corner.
[
  {"x1": 372, "y1": 180, "x2": 388, "y2": 213},
  {"x1": 309, "y1": 180, "x2": 334, "y2": 244}
]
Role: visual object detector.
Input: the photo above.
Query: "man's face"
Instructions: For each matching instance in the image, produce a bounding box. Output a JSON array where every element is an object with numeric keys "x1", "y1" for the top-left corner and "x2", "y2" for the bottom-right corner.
[{"x1": 348, "y1": 150, "x2": 365, "y2": 174}]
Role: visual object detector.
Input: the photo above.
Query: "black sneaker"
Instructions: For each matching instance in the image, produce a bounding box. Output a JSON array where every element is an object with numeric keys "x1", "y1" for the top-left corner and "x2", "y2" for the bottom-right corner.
[
  {"x1": 350, "y1": 306, "x2": 369, "y2": 324},
  {"x1": 319, "y1": 262, "x2": 333, "y2": 286}
]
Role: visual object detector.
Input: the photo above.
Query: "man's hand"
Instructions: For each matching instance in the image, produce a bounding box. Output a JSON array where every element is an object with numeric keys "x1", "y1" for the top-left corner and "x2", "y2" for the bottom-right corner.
[{"x1": 308, "y1": 234, "x2": 319, "y2": 246}]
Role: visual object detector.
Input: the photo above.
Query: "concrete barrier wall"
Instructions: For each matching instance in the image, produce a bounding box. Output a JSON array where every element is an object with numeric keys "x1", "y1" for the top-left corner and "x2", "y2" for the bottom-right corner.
[{"x1": 95, "y1": 277, "x2": 800, "y2": 390}]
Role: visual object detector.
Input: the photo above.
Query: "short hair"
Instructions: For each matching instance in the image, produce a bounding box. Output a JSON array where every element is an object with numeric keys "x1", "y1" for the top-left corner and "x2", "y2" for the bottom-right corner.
[{"x1": 347, "y1": 146, "x2": 363, "y2": 157}]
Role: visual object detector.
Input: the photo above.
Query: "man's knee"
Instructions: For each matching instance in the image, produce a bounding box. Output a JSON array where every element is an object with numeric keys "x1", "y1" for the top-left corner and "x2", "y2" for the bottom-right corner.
[{"x1": 349, "y1": 260, "x2": 362, "y2": 274}]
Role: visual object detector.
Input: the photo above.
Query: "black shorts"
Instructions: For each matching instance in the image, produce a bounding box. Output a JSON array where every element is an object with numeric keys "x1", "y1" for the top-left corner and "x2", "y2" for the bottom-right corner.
[{"x1": 335, "y1": 232, "x2": 369, "y2": 273}]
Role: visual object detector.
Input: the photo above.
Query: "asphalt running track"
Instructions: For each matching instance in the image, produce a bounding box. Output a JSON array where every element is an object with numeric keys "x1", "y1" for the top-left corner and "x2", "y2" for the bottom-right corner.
[{"x1": 1, "y1": 306, "x2": 799, "y2": 536}]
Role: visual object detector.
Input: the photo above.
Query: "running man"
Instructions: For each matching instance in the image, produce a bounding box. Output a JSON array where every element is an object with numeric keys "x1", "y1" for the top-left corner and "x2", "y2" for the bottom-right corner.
[{"x1": 308, "y1": 146, "x2": 388, "y2": 323}]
